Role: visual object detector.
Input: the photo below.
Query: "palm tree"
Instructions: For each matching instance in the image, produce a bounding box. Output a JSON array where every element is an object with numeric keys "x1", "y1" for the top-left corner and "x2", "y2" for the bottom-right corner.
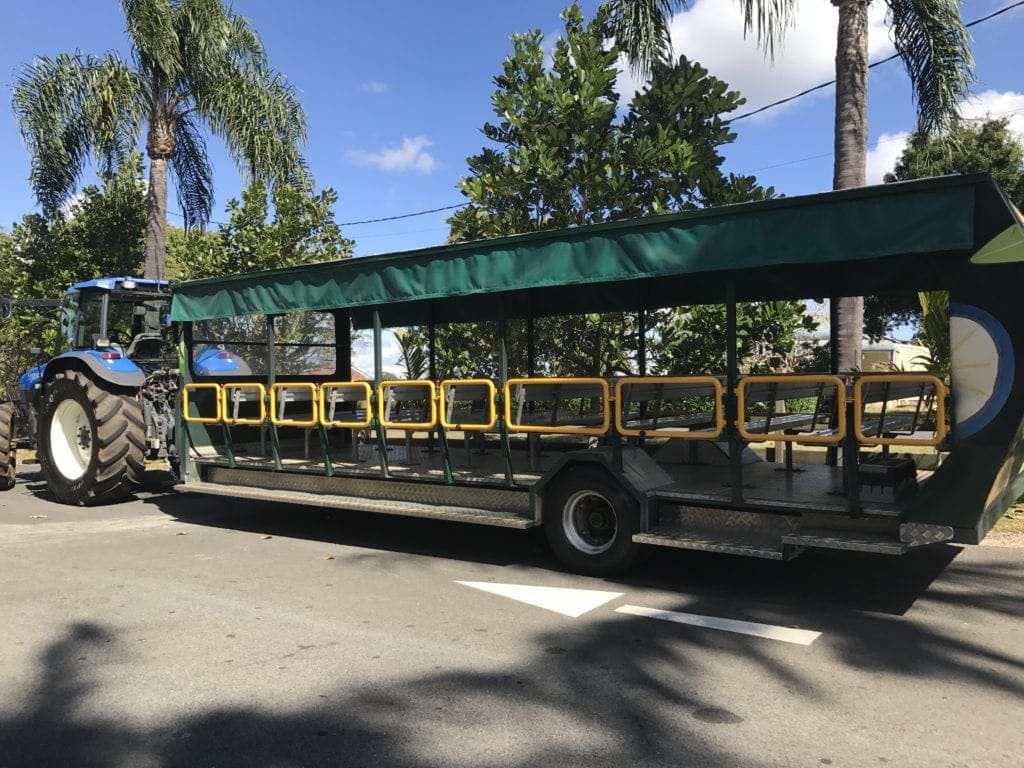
[
  {"x1": 12, "y1": 0, "x2": 309, "y2": 282},
  {"x1": 605, "y1": 0, "x2": 972, "y2": 371}
]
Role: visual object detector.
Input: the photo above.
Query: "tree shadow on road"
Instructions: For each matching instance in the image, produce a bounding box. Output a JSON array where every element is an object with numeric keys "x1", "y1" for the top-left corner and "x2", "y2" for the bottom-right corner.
[
  {"x1": 146, "y1": 489, "x2": 967, "y2": 617},
  {"x1": 4, "y1": 554, "x2": 1023, "y2": 768}
]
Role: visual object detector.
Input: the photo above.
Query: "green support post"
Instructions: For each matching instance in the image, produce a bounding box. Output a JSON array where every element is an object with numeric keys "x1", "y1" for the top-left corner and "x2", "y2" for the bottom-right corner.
[
  {"x1": 498, "y1": 311, "x2": 515, "y2": 487},
  {"x1": 843, "y1": 396, "x2": 861, "y2": 516},
  {"x1": 222, "y1": 422, "x2": 237, "y2": 469},
  {"x1": 372, "y1": 311, "x2": 390, "y2": 478},
  {"x1": 726, "y1": 282, "x2": 744, "y2": 505},
  {"x1": 318, "y1": 424, "x2": 335, "y2": 477},
  {"x1": 438, "y1": 421, "x2": 454, "y2": 484},
  {"x1": 266, "y1": 315, "x2": 282, "y2": 471}
]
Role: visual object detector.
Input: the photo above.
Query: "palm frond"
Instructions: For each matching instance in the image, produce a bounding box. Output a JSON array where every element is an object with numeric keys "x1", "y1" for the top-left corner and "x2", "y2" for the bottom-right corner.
[
  {"x1": 197, "y1": 65, "x2": 310, "y2": 190},
  {"x1": 122, "y1": 0, "x2": 183, "y2": 85},
  {"x1": 605, "y1": 0, "x2": 687, "y2": 79},
  {"x1": 174, "y1": 0, "x2": 267, "y2": 92},
  {"x1": 885, "y1": 0, "x2": 973, "y2": 134},
  {"x1": 12, "y1": 52, "x2": 143, "y2": 217},
  {"x1": 735, "y1": 0, "x2": 798, "y2": 60},
  {"x1": 169, "y1": 113, "x2": 214, "y2": 229}
]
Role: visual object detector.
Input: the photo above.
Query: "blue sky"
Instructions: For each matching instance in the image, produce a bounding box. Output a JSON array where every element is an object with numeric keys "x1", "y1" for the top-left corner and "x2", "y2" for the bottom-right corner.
[{"x1": 1, "y1": 1, "x2": 1022, "y2": 370}]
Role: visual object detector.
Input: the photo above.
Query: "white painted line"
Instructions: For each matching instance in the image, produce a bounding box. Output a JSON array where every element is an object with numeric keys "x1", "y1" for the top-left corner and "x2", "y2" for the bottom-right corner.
[
  {"x1": 615, "y1": 605, "x2": 821, "y2": 646},
  {"x1": 457, "y1": 581, "x2": 623, "y2": 618}
]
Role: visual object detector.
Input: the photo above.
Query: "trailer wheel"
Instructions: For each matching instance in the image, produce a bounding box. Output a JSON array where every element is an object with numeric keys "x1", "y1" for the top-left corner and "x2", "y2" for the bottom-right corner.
[
  {"x1": 38, "y1": 371, "x2": 145, "y2": 505},
  {"x1": 544, "y1": 465, "x2": 640, "y2": 576},
  {"x1": 0, "y1": 401, "x2": 16, "y2": 491}
]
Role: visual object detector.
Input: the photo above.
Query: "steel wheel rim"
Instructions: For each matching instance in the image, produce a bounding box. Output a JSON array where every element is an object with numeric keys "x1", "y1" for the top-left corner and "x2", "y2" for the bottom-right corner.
[
  {"x1": 562, "y1": 489, "x2": 617, "y2": 555},
  {"x1": 50, "y1": 399, "x2": 91, "y2": 481}
]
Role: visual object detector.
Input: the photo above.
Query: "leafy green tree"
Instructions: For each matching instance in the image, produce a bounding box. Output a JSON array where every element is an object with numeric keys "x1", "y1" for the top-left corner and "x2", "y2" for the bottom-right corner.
[
  {"x1": 886, "y1": 118, "x2": 1024, "y2": 208},
  {"x1": 651, "y1": 301, "x2": 818, "y2": 375},
  {"x1": 865, "y1": 119, "x2": 1024, "y2": 341},
  {"x1": 450, "y1": 4, "x2": 769, "y2": 241},
  {"x1": 435, "y1": 4, "x2": 797, "y2": 380},
  {"x1": 0, "y1": 160, "x2": 148, "y2": 384},
  {"x1": 605, "y1": 0, "x2": 973, "y2": 372},
  {"x1": 170, "y1": 181, "x2": 353, "y2": 281},
  {"x1": 169, "y1": 181, "x2": 354, "y2": 373},
  {"x1": 12, "y1": 0, "x2": 308, "y2": 283}
]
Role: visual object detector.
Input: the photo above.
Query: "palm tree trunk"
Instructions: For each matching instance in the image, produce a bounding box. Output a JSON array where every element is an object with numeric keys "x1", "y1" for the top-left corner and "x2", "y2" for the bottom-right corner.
[
  {"x1": 831, "y1": 0, "x2": 869, "y2": 372},
  {"x1": 144, "y1": 157, "x2": 167, "y2": 281},
  {"x1": 145, "y1": 117, "x2": 174, "y2": 282}
]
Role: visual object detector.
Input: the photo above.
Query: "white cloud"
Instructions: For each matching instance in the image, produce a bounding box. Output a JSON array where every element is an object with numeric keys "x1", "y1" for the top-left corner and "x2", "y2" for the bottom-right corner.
[
  {"x1": 960, "y1": 90, "x2": 1024, "y2": 142},
  {"x1": 616, "y1": 0, "x2": 893, "y2": 119},
  {"x1": 361, "y1": 80, "x2": 389, "y2": 94},
  {"x1": 346, "y1": 136, "x2": 437, "y2": 174},
  {"x1": 351, "y1": 331, "x2": 402, "y2": 377},
  {"x1": 865, "y1": 131, "x2": 911, "y2": 184}
]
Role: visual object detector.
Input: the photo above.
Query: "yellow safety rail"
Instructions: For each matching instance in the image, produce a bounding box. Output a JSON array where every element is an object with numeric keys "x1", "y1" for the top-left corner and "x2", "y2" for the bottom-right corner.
[
  {"x1": 503, "y1": 377, "x2": 610, "y2": 436},
  {"x1": 319, "y1": 381, "x2": 373, "y2": 428},
  {"x1": 378, "y1": 380, "x2": 438, "y2": 430},
  {"x1": 221, "y1": 382, "x2": 267, "y2": 425},
  {"x1": 181, "y1": 382, "x2": 223, "y2": 424},
  {"x1": 736, "y1": 375, "x2": 846, "y2": 445},
  {"x1": 853, "y1": 374, "x2": 947, "y2": 446},
  {"x1": 440, "y1": 379, "x2": 497, "y2": 431},
  {"x1": 269, "y1": 382, "x2": 319, "y2": 427},
  {"x1": 614, "y1": 376, "x2": 725, "y2": 439}
]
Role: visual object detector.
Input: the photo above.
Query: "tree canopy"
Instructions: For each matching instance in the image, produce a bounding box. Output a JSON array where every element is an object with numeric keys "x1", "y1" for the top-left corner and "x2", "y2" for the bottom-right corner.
[
  {"x1": 449, "y1": 3, "x2": 771, "y2": 244},
  {"x1": 169, "y1": 182, "x2": 354, "y2": 282},
  {"x1": 885, "y1": 118, "x2": 1024, "y2": 209},
  {"x1": 12, "y1": 0, "x2": 309, "y2": 281},
  {"x1": 405, "y1": 3, "x2": 811, "y2": 381},
  {"x1": 0, "y1": 159, "x2": 149, "y2": 384}
]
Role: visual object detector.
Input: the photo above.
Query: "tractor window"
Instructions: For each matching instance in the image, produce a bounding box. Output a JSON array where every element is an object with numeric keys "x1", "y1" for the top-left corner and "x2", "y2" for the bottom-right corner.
[
  {"x1": 105, "y1": 296, "x2": 169, "y2": 346},
  {"x1": 59, "y1": 293, "x2": 79, "y2": 352},
  {"x1": 75, "y1": 291, "x2": 104, "y2": 348}
]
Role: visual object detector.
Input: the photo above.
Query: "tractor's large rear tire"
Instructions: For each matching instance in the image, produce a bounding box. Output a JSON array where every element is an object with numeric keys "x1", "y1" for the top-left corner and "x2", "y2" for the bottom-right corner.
[
  {"x1": 38, "y1": 371, "x2": 145, "y2": 505},
  {"x1": 0, "y1": 401, "x2": 16, "y2": 491}
]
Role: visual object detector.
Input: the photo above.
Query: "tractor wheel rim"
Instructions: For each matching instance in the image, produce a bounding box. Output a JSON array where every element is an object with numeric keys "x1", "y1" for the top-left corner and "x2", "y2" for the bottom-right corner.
[{"x1": 50, "y1": 399, "x2": 91, "y2": 481}]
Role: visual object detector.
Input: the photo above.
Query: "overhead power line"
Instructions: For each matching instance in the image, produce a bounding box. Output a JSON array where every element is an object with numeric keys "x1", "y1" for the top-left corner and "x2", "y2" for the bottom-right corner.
[
  {"x1": 171, "y1": 0, "x2": 1023, "y2": 229},
  {"x1": 733, "y1": 0, "x2": 1024, "y2": 121}
]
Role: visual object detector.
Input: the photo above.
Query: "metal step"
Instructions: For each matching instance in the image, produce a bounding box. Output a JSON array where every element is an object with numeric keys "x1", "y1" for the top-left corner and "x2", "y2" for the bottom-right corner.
[
  {"x1": 176, "y1": 481, "x2": 537, "y2": 529},
  {"x1": 782, "y1": 529, "x2": 908, "y2": 555},
  {"x1": 633, "y1": 527, "x2": 800, "y2": 560}
]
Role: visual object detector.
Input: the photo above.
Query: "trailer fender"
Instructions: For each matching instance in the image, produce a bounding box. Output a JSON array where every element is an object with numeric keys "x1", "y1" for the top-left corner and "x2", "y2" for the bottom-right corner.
[{"x1": 530, "y1": 447, "x2": 674, "y2": 529}]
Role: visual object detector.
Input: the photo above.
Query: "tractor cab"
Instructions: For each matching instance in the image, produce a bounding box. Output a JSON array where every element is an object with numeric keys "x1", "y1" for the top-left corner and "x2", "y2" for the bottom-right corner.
[{"x1": 59, "y1": 277, "x2": 175, "y2": 372}]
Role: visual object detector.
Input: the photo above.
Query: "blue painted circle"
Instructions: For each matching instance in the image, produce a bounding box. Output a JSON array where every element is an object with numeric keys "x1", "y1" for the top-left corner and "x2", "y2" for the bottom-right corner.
[{"x1": 951, "y1": 303, "x2": 1014, "y2": 439}]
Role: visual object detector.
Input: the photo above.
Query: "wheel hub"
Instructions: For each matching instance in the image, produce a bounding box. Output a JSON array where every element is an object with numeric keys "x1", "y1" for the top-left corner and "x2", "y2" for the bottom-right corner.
[
  {"x1": 563, "y1": 490, "x2": 617, "y2": 555},
  {"x1": 77, "y1": 426, "x2": 92, "y2": 451}
]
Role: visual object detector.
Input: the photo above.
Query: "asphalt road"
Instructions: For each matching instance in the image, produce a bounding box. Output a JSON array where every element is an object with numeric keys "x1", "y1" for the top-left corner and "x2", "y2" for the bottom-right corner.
[{"x1": 0, "y1": 464, "x2": 1021, "y2": 768}]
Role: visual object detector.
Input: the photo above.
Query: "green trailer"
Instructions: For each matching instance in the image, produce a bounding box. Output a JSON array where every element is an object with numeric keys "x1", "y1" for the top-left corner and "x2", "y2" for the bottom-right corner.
[{"x1": 169, "y1": 174, "x2": 1024, "y2": 575}]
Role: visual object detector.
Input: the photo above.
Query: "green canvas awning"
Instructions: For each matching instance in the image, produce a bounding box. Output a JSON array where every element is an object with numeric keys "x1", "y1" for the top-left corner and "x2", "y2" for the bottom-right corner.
[{"x1": 170, "y1": 174, "x2": 1024, "y2": 328}]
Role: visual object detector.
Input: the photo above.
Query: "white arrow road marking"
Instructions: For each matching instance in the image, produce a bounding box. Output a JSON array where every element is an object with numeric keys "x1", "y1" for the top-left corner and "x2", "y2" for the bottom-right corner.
[
  {"x1": 616, "y1": 605, "x2": 821, "y2": 646},
  {"x1": 457, "y1": 581, "x2": 623, "y2": 618}
]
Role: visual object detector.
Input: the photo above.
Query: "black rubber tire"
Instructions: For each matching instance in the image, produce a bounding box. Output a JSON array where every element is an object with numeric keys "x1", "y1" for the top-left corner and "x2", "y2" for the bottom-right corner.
[
  {"x1": 543, "y1": 464, "x2": 640, "y2": 576},
  {"x1": 37, "y1": 371, "x2": 145, "y2": 505},
  {"x1": 0, "y1": 401, "x2": 16, "y2": 491}
]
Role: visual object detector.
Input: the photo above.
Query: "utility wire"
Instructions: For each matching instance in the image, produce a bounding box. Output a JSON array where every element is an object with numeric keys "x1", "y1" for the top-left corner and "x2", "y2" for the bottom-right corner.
[
  {"x1": 336, "y1": 204, "x2": 466, "y2": 226},
  {"x1": 732, "y1": 0, "x2": 1024, "y2": 121},
  {"x1": 170, "y1": 0, "x2": 1023, "y2": 228}
]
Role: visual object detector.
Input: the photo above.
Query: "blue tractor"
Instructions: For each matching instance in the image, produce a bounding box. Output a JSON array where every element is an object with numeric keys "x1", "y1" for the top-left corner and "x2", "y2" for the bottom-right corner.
[{"x1": 0, "y1": 277, "x2": 244, "y2": 504}]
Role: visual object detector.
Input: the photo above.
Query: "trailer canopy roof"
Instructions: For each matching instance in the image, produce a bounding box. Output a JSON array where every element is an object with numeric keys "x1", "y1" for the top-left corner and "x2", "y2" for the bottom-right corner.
[{"x1": 170, "y1": 174, "x2": 1024, "y2": 328}]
